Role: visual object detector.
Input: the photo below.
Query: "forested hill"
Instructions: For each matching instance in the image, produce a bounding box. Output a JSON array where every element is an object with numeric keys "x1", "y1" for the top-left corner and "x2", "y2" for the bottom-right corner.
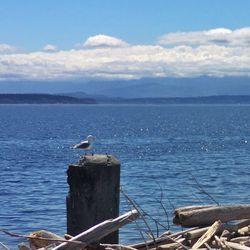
[
  {"x1": 2, "y1": 93, "x2": 250, "y2": 104},
  {"x1": 0, "y1": 94, "x2": 96, "y2": 104}
]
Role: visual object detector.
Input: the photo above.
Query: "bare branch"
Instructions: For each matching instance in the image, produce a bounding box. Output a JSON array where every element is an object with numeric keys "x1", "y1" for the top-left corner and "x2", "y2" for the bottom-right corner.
[
  {"x1": 191, "y1": 174, "x2": 219, "y2": 206},
  {"x1": 120, "y1": 188, "x2": 157, "y2": 249}
]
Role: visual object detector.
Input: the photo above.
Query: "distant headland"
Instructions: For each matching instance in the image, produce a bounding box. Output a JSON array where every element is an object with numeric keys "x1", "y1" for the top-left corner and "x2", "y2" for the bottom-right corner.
[
  {"x1": 2, "y1": 93, "x2": 250, "y2": 104},
  {"x1": 0, "y1": 94, "x2": 96, "y2": 104}
]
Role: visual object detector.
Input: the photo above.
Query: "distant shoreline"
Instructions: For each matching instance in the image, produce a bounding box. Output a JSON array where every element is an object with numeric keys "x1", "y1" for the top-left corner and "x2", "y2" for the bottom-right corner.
[
  {"x1": 0, "y1": 94, "x2": 96, "y2": 104},
  {"x1": 2, "y1": 93, "x2": 250, "y2": 104}
]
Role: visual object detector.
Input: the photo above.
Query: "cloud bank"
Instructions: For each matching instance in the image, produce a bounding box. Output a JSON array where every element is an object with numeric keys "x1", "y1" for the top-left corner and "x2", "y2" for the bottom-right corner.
[
  {"x1": 1, "y1": 29, "x2": 250, "y2": 81},
  {"x1": 159, "y1": 28, "x2": 250, "y2": 47}
]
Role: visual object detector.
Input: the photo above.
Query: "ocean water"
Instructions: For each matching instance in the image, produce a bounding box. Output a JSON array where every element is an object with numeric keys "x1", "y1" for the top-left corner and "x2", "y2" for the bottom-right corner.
[{"x1": 0, "y1": 104, "x2": 250, "y2": 248}]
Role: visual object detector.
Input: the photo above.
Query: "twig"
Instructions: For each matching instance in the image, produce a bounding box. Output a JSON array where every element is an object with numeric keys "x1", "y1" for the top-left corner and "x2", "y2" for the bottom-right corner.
[
  {"x1": 120, "y1": 188, "x2": 157, "y2": 248},
  {"x1": 122, "y1": 189, "x2": 150, "y2": 250},
  {"x1": 156, "y1": 183, "x2": 170, "y2": 230},
  {"x1": 134, "y1": 202, "x2": 169, "y2": 234},
  {"x1": 191, "y1": 174, "x2": 219, "y2": 206}
]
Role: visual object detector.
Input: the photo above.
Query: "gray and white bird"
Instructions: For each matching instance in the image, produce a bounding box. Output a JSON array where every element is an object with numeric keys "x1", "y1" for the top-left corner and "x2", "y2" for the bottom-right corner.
[{"x1": 73, "y1": 135, "x2": 96, "y2": 150}]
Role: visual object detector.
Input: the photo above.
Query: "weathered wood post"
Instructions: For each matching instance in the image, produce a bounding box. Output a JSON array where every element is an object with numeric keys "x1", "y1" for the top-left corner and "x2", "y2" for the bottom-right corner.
[{"x1": 67, "y1": 154, "x2": 120, "y2": 244}]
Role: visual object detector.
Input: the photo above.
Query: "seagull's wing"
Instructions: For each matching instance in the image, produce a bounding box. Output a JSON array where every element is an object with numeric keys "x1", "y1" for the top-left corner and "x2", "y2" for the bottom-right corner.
[{"x1": 73, "y1": 140, "x2": 90, "y2": 149}]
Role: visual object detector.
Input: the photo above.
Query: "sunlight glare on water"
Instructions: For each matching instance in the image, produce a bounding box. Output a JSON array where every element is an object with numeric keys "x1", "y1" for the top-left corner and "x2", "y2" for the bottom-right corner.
[{"x1": 0, "y1": 104, "x2": 250, "y2": 247}]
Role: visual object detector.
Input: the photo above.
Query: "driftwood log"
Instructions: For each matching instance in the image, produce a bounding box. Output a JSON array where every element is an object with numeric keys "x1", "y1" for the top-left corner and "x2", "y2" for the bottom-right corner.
[
  {"x1": 52, "y1": 209, "x2": 139, "y2": 250},
  {"x1": 174, "y1": 204, "x2": 250, "y2": 227},
  {"x1": 3, "y1": 203, "x2": 250, "y2": 249},
  {"x1": 185, "y1": 219, "x2": 250, "y2": 240},
  {"x1": 28, "y1": 230, "x2": 65, "y2": 249},
  {"x1": 129, "y1": 227, "x2": 198, "y2": 250}
]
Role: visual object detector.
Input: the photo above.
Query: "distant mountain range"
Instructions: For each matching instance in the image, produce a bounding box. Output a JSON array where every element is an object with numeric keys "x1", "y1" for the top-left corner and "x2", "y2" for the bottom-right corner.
[
  {"x1": 1, "y1": 76, "x2": 250, "y2": 98},
  {"x1": 109, "y1": 95, "x2": 250, "y2": 104},
  {"x1": 86, "y1": 76, "x2": 250, "y2": 98}
]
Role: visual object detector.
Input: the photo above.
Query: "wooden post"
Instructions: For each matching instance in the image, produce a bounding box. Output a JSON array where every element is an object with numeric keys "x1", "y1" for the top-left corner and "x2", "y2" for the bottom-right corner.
[{"x1": 67, "y1": 154, "x2": 120, "y2": 244}]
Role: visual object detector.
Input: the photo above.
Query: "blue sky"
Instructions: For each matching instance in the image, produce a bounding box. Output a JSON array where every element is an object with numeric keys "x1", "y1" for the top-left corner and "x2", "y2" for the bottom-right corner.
[
  {"x1": 1, "y1": 0, "x2": 250, "y2": 50},
  {"x1": 0, "y1": 0, "x2": 250, "y2": 82}
]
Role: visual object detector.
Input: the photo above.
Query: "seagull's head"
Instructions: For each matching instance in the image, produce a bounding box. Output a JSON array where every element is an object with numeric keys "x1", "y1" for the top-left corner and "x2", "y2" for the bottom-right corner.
[{"x1": 87, "y1": 135, "x2": 96, "y2": 142}]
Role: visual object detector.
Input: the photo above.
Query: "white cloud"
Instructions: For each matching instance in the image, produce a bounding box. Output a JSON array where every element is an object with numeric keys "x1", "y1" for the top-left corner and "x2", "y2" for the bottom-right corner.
[
  {"x1": 80, "y1": 34, "x2": 129, "y2": 48},
  {"x1": 0, "y1": 44, "x2": 18, "y2": 54},
  {"x1": 1, "y1": 30, "x2": 250, "y2": 81},
  {"x1": 43, "y1": 44, "x2": 57, "y2": 52},
  {"x1": 159, "y1": 28, "x2": 250, "y2": 47}
]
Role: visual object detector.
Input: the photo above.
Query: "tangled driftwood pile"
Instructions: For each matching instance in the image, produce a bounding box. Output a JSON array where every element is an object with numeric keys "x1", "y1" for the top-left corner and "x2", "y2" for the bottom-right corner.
[
  {"x1": 130, "y1": 204, "x2": 250, "y2": 250},
  {"x1": 1, "y1": 204, "x2": 250, "y2": 250}
]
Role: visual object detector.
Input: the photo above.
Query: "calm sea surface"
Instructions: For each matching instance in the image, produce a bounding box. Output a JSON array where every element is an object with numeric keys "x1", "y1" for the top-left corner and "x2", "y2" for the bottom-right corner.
[{"x1": 0, "y1": 104, "x2": 250, "y2": 248}]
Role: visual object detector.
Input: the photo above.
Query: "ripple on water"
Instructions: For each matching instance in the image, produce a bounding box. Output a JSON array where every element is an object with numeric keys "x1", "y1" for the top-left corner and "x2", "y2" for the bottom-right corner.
[{"x1": 0, "y1": 104, "x2": 250, "y2": 248}]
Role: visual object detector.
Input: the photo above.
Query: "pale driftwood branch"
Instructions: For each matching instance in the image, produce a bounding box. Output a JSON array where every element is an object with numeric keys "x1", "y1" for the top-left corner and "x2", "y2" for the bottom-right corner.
[
  {"x1": 214, "y1": 235, "x2": 227, "y2": 249},
  {"x1": 52, "y1": 209, "x2": 139, "y2": 250},
  {"x1": 152, "y1": 235, "x2": 189, "y2": 250},
  {"x1": 204, "y1": 242, "x2": 213, "y2": 250},
  {"x1": 159, "y1": 231, "x2": 172, "y2": 238},
  {"x1": 174, "y1": 204, "x2": 250, "y2": 227},
  {"x1": 222, "y1": 240, "x2": 250, "y2": 250},
  {"x1": 231, "y1": 237, "x2": 250, "y2": 244},
  {"x1": 0, "y1": 241, "x2": 10, "y2": 250},
  {"x1": 185, "y1": 227, "x2": 209, "y2": 240},
  {"x1": 239, "y1": 226, "x2": 250, "y2": 235},
  {"x1": 185, "y1": 219, "x2": 250, "y2": 240},
  {"x1": 191, "y1": 220, "x2": 221, "y2": 249},
  {"x1": 157, "y1": 238, "x2": 186, "y2": 250},
  {"x1": 100, "y1": 243, "x2": 137, "y2": 250}
]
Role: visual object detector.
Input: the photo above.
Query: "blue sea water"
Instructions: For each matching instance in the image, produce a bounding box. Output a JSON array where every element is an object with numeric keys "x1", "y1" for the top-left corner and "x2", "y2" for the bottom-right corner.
[{"x1": 0, "y1": 104, "x2": 250, "y2": 248}]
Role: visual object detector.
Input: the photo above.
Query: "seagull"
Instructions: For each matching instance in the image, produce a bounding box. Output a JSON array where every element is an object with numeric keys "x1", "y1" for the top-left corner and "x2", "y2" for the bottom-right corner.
[{"x1": 73, "y1": 135, "x2": 96, "y2": 150}]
